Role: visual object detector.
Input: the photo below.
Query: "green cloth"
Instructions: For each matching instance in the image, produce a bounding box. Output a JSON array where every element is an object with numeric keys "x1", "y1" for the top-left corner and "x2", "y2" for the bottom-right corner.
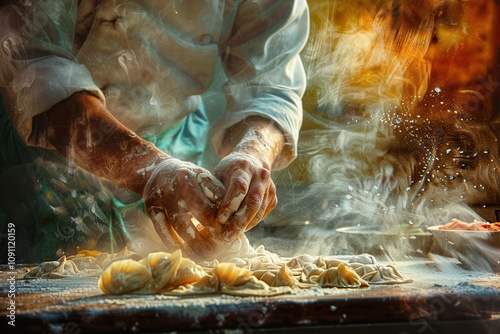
[{"x1": 0, "y1": 98, "x2": 209, "y2": 263}]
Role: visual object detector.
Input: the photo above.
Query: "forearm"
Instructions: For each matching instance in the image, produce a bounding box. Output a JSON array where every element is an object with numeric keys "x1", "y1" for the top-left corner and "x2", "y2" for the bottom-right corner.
[
  {"x1": 219, "y1": 116, "x2": 285, "y2": 170},
  {"x1": 45, "y1": 91, "x2": 170, "y2": 195}
]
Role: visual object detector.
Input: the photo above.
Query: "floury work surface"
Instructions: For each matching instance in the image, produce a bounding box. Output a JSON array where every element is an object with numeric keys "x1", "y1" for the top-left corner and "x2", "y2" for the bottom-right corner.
[{"x1": 0, "y1": 255, "x2": 498, "y2": 333}]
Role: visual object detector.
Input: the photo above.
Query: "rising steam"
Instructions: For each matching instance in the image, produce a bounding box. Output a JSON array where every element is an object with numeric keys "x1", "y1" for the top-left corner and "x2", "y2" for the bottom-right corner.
[{"x1": 264, "y1": 0, "x2": 500, "y2": 263}]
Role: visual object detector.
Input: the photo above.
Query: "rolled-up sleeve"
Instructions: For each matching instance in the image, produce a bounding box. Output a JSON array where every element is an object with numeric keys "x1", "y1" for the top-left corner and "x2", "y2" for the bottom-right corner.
[
  {"x1": 210, "y1": 0, "x2": 309, "y2": 170},
  {"x1": 0, "y1": 0, "x2": 103, "y2": 148}
]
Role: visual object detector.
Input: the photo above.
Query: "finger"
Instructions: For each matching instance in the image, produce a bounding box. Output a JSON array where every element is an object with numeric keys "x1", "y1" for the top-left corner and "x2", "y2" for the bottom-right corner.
[
  {"x1": 246, "y1": 190, "x2": 278, "y2": 231},
  {"x1": 176, "y1": 171, "x2": 221, "y2": 224},
  {"x1": 217, "y1": 170, "x2": 251, "y2": 224},
  {"x1": 146, "y1": 194, "x2": 217, "y2": 260},
  {"x1": 221, "y1": 184, "x2": 267, "y2": 242},
  {"x1": 251, "y1": 178, "x2": 277, "y2": 230},
  {"x1": 196, "y1": 172, "x2": 226, "y2": 205},
  {"x1": 222, "y1": 170, "x2": 277, "y2": 241},
  {"x1": 146, "y1": 205, "x2": 186, "y2": 250},
  {"x1": 169, "y1": 213, "x2": 216, "y2": 259},
  {"x1": 197, "y1": 214, "x2": 224, "y2": 241}
]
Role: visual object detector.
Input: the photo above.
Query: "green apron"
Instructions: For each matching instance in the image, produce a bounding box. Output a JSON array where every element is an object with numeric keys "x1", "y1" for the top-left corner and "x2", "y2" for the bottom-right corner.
[{"x1": 0, "y1": 97, "x2": 209, "y2": 263}]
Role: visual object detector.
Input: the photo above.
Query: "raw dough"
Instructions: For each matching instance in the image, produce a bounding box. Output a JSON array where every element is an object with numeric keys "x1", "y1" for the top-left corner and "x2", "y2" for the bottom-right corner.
[
  {"x1": 24, "y1": 247, "x2": 140, "y2": 279},
  {"x1": 25, "y1": 245, "x2": 412, "y2": 296},
  {"x1": 96, "y1": 246, "x2": 411, "y2": 296}
]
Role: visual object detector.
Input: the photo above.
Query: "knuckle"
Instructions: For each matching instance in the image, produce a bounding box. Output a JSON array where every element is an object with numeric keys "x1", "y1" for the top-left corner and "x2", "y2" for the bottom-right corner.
[
  {"x1": 236, "y1": 159, "x2": 252, "y2": 170},
  {"x1": 247, "y1": 193, "x2": 263, "y2": 208},
  {"x1": 232, "y1": 176, "x2": 249, "y2": 193},
  {"x1": 259, "y1": 168, "x2": 271, "y2": 179}
]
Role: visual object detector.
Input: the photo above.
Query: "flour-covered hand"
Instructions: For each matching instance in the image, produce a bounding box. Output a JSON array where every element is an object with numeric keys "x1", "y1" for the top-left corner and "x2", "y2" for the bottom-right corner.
[
  {"x1": 213, "y1": 152, "x2": 277, "y2": 242},
  {"x1": 143, "y1": 158, "x2": 227, "y2": 259}
]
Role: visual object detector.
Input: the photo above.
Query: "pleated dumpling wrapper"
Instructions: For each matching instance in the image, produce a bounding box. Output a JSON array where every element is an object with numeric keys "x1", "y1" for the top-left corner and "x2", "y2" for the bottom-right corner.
[
  {"x1": 98, "y1": 250, "x2": 205, "y2": 295},
  {"x1": 193, "y1": 261, "x2": 292, "y2": 296},
  {"x1": 98, "y1": 259, "x2": 151, "y2": 295}
]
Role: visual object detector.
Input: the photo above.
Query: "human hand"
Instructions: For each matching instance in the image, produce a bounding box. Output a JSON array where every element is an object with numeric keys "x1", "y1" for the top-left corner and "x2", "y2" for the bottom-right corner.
[
  {"x1": 143, "y1": 158, "x2": 228, "y2": 259},
  {"x1": 213, "y1": 152, "x2": 277, "y2": 242}
]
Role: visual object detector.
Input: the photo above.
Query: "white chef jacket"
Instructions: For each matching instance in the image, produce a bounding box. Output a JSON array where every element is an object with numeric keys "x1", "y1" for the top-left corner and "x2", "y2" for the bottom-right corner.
[{"x1": 0, "y1": 0, "x2": 309, "y2": 169}]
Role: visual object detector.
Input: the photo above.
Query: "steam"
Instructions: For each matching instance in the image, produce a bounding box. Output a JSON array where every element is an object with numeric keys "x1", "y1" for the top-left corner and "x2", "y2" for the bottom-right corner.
[{"x1": 260, "y1": 0, "x2": 500, "y2": 268}]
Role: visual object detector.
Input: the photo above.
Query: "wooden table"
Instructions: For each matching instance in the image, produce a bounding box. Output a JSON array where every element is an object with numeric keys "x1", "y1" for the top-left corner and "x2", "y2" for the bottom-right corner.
[{"x1": 1, "y1": 259, "x2": 499, "y2": 333}]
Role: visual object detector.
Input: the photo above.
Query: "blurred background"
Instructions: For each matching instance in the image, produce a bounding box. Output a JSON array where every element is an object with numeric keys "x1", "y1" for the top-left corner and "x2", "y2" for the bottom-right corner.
[{"x1": 241, "y1": 0, "x2": 500, "y2": 256}]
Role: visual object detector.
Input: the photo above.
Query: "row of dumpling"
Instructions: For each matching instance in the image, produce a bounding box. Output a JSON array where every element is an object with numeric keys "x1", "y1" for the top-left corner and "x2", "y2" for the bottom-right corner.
[{"x1": 98, "y1": 249, "x2": 411, "y2": 297}]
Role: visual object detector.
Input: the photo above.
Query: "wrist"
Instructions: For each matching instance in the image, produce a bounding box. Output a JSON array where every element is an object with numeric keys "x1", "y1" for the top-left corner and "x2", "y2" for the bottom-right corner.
[
  {"x1": 223, "y1": 116, "x2": 285, "y2": 170},
  {"x1": 47, "y1": 92, "x2": 174, "y2": 196},
  {"x1": 232, "y1": 130, "x2": 277, "y2": 170}
]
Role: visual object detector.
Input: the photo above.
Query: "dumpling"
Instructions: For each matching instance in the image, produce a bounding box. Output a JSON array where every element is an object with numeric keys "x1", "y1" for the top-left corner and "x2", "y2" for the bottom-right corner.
[
  {"x1": 98, "y1": 259, "x2": 151, "y2": 295},
  {"x1": 24, "y1": 256, "x2": 79, "y2": 279},
  {"x1": 307, "y1": 262, "x2": 369, "y2": 288}
]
